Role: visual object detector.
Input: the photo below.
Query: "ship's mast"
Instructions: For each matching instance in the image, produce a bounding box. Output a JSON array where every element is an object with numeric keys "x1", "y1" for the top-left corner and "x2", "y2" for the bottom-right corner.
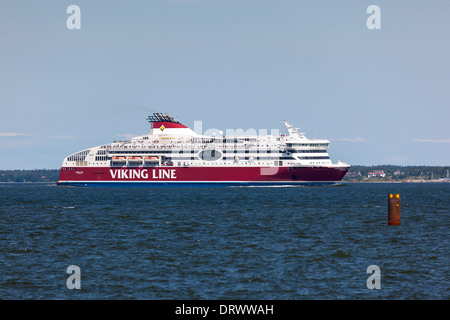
[{"x1": 283, "y1": 120, "x2": 306, "y2": 139}]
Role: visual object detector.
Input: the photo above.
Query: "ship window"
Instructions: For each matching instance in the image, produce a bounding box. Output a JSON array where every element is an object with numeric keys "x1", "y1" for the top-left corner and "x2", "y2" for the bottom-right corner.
[
  {"x1": 67, "y1": 149, "x2": 91, "y2": 162},
  {"x1": 297, "y1": 156, "x2": 330, "y2": 160}
]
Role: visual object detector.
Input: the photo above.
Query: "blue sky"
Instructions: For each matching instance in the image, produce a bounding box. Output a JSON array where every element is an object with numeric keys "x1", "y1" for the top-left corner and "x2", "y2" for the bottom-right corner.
[{"x1": 1, "y1": 0, "x2": 449, "y2": 169}]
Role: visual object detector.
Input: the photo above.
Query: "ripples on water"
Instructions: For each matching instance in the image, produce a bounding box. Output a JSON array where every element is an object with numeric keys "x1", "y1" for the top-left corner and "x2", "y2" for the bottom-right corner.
[{"x1": 0, "y1": 183, "x2": 448, "y2": 299}]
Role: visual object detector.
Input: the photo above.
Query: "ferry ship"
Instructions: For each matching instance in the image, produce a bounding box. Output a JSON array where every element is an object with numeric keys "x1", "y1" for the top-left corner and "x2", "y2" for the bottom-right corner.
[{"x1": 57, "y1": 113, "x2": 350, "y2": 187}]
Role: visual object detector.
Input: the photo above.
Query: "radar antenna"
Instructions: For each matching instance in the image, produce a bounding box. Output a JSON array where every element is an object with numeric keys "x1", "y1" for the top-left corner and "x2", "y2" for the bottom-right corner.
[
  {"x1": 147, "y1": 113, "x2": 179, "y2": 123},
  {"x1": 283, "y1": 120, "x2": 306, "y2": 139}
]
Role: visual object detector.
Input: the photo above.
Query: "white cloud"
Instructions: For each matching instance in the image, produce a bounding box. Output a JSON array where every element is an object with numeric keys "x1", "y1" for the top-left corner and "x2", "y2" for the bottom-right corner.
[
  {"x1": 0, "y1": 133, "x2": 80, "y2": 140},
  {"x1": 0, "y1": 132, "x2": 32, "y2": 137},
  {"x1": 413, "y1": 139, "x2": 450, "y2": 143}
]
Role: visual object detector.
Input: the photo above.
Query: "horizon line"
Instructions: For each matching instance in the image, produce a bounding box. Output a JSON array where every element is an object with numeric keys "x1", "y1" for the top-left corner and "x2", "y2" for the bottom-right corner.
[{"x1": 1, "y1": 164, "x2": 450, "y2": 171}]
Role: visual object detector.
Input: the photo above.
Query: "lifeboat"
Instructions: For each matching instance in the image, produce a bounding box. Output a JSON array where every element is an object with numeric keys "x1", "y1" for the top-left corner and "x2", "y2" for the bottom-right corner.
[
  {"x1": 144, "y1": 156, "x2": 159, "y2": 163},
  {"x1": 111, "y1": 156, "x2": 126, "y2": 163},
  {"x1": 128, "y1": 156, "x2": 143, "y2": 164}
]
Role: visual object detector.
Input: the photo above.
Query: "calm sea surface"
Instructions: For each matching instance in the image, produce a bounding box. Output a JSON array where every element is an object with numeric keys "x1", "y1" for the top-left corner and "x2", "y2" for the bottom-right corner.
[{"x1": 0, "y1": 183, "x2": 448, "y2": 300}]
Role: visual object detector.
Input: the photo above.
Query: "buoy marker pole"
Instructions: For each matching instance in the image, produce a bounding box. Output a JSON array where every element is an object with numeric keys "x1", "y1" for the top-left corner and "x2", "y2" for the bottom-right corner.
[{"x1": 388, "y1": 194, "x2": 401, "y2": 225}]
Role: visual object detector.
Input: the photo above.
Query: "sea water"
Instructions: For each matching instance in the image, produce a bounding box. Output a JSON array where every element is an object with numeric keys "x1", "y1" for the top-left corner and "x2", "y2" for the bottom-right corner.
[{"x1": 0, "y1": 183, "x2": 448, "y2": 299}]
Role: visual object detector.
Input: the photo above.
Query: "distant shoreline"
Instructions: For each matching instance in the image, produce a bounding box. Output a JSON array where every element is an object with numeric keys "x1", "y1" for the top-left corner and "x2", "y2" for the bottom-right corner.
[
  {"x1": 0, "y1": 181, "x2": 56, "y2": 184},
  {"x1": 1, "y1": 167, "x2": 449, "y2": 184}
]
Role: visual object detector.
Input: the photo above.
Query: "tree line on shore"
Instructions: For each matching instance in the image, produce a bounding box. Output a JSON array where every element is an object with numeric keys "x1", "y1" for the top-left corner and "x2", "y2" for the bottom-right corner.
[
  {"x1": 343, "y1": 165, "x2": 450, "y2": 182},
  {"x1": 0, "y1": 166, "x2": 449, "y2": 183},
  {"x1": 0, "y1": 169, "x2": 60, "y2": 182}
]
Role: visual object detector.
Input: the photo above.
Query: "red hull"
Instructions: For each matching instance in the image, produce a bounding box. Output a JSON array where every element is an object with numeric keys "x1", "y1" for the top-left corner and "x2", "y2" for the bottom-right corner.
[{"x1": 58, "y1": 166, "x2": 349, "y2": 186}]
